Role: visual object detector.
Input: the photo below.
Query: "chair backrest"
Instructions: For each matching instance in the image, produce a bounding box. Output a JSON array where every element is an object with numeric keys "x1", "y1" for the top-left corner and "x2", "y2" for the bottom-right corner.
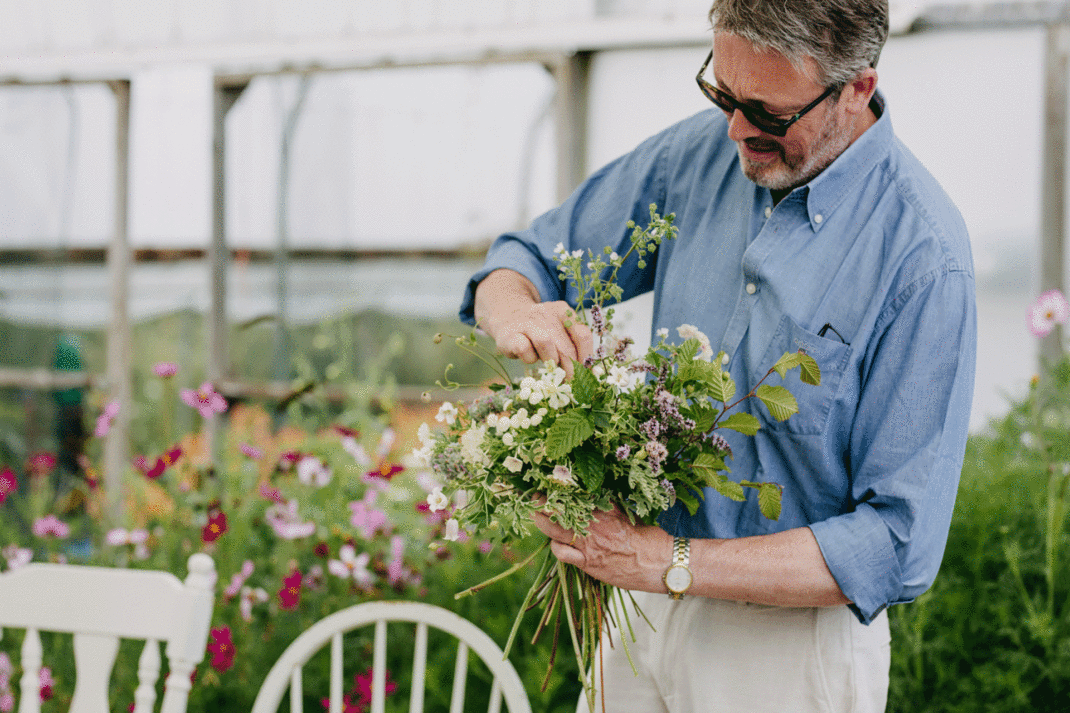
[
  {"x1": 251, "y1": 600, "x2": 532, "y2": 713},
  {"x1": 0, "y1": 553, "x2": 216, "y2": 713}
]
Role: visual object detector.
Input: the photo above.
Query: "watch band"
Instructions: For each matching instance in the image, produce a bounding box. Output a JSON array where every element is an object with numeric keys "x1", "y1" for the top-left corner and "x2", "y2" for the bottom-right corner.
[
  {"x1": 665, "y1": 535, "x2": 692, "y2": 600},
  {"x1": 672, "y1": 535, "x2": 691, "y2": 570}
]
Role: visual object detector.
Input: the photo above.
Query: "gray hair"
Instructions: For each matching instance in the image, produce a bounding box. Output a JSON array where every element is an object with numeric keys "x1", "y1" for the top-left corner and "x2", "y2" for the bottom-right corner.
[{"x1": 708, "y1": 0, "x2": 889, "y2": 87}]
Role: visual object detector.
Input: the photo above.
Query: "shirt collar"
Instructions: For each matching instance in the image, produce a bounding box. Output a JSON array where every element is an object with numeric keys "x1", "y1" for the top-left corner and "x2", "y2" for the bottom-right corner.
[{"x1": 799, "y1": 90, "x2": 892, "y2": 232}]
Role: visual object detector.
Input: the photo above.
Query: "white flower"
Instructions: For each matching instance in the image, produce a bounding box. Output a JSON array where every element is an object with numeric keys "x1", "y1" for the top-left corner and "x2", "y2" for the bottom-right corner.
[
  {"x1": 546, "y1": 383, "x2": 574, "y2": 409},
  {"x1": 486, "y1": 413, "x2": 499, "y2": 427},
  {"x1": 328, "y1": 544, "x2": 373, "y2": 587},
  {"x1": 571, "y1": 249, "x2": 583, "y2": 259},
  {"x1": 502, "y1": 432, "x2": 515, "y2": 446},
  {"x1": 411, "y1": 444, "x2": 433, "y2": 468},
  {"x1": 239, "y1": 586, "x2": 269, "y2": 622},
  {"x1": 427, "y1": 487, "x2": 449, "y2": 512},
  {"x1": 676, "y1": 324, "x2": 714, "y2": 361},
  {"x1": 592, "y1": 364, "x2": 605, "y2": 378},
  {"x1": 550, "y1": 464, "x2": 576, "y2": 487},
  {"x1": 342, "y1": 436, "x2": 370, "y2": 466},
  {"x1": 460, "y1": 426, "x2": 490, "y2": 467},
  {"x1": 417, "y1": 422, "x2": 433, "y2": 447},
  {"x1": 297, "y1": 456, "x2": 332, "y2": 487},
  {"x1": 503, "y1": 456, "x2": 524, "y2": 473},
  {"x1": 553, "y1": 242, "x2": 567, "y2": 256},
  {"x1": 656, "y1": 327, "x2": 669, "y2": 339},
  {"x1": 444, "y1": 518, "x2": 461, "y2": 541},
  {"x1": 607, "y1": 364, "x2": 637, "y2": 393},
  {"x1": 436, "y1": 402, "x2": 458, "y2": 425}
]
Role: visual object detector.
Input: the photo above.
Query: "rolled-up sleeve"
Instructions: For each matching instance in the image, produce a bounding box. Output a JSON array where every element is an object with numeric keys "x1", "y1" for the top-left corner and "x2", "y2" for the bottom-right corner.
[{"x1": 810, "y1": 265, "x2": 976, "y2": 624}]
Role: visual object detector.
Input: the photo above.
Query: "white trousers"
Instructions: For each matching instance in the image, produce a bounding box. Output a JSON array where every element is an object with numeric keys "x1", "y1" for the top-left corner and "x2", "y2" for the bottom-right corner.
[{"x1": 577, "y1": 592, "x2": 890, "y2": 713}]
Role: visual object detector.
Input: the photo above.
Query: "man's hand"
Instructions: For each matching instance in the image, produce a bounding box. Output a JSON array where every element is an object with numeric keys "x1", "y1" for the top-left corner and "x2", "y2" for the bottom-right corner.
[
  {"x1": 474, "y1": 269, "x2": 593, "y2": 378},
  {"x1": 533, "y1": 505, "x2": 670, "y2": 593}
]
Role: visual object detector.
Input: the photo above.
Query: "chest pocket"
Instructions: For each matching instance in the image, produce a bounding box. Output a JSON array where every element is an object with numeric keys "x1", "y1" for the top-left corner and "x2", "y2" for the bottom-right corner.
[{"x1": 753, "y1": 315, "x2": 851, "y2": 435}]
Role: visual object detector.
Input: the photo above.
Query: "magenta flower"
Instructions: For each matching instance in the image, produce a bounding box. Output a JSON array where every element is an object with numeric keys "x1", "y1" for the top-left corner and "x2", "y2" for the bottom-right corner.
[
  {"x1": 207, "y1": 627, "x2": 235, "y2": 673},
  {"x1": 38, "y1": 667, "x2": 54, "y2": 702},
  {"x1": 33, "y1": 515, "x2": 70, "y2": 539},
  {"x1": 94, "y1": 399, "x2": 121, "y2": 438},
  {"x1": 1029, "y1": 289, "x2": 1070, "y2": 337},
  {"x1": 0, "y1": 468, "x2": 17, "y2": 504},
  {"x1": 278, "y1": 569, "x2": 303, "y2": 610},
  {"x1": 153, "y1": 362, "x2": 179, "y2": 378},
  {"x1": 201, "y1": 509, "x2": 228, "y2": 543},
  {"x1": 181, "y1": 382, "x2": 228, "y2": 419},
  {"x1": 27, "y1": 452, "x2": 56, "y2": 477}
]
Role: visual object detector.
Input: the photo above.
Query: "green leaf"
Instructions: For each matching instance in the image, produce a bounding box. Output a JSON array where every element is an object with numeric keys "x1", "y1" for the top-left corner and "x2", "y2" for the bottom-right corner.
[
  {"x1": 773, "y1": 351, "x2": 802, "y2": 379},
  {"x1": 675, "y1": 487, "x2": 702, "y2": 516},
  {"x1": 690, "y1": 453, "x2": 727, "y2": 486},
  {"x1": 718, "y1": 412, "x2": 761, "y2": 436},
  {"x1": 758, "y1": 482, "x2": 782, "y2": 520},
  {"x1": 710, "y1": 474, "x2": 746, "y2": 502},
  {"x1": 690, "y1": 407, "x2": 719, "y2": 434},
  {"x1": 756, "y1": 384, "x2": 798, "y2": 422},
  {"x1": 544, "y1": 409, "x2": 595, "y2": 460},
  {"x1": 798, "y1": 353, "x2": 821, "y2": 386},
  {"x1": 572, "y1": 445, "x2": 604, "y2": 491},
  {"x1": 570, "y1": 365, "x2": 598, "y2": 405},
  {"x1": 707, "y1": 368, "x2": 736, "y2": 404},
  {"x1": 677, "y1": 338, "x2": 700, "y2": 362}
]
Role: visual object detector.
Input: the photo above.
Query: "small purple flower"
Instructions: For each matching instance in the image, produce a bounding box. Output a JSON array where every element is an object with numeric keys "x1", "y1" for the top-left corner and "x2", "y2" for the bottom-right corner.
[
  {"x1": 708, "y1": 433, "x2": 732, "y2": 458},
  {"x1": 660, "y1": 478, "x2": 677, "y2": 506},
  {"x1": 645, "y1": 441, "x2": 668, "y2": 475},
  {"x1": 615, "y1": 444, "x2": 631, "y2": 460}
]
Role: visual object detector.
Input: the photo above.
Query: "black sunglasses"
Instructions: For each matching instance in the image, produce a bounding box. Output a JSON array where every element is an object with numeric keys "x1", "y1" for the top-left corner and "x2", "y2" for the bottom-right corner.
[{"x1": 695, "y1": 50, "x2": 838, "y2": 137}]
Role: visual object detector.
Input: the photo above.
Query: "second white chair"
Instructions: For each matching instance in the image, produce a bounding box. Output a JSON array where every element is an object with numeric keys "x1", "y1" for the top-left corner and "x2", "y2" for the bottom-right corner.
[{"x1": 251, "y1": 600, "x2": 532, "y2": 713}]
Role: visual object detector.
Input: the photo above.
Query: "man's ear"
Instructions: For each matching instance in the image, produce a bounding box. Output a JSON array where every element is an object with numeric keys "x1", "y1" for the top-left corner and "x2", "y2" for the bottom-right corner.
[{"x1": 841, "y1": 68, "x2": 878, "y2": 116}]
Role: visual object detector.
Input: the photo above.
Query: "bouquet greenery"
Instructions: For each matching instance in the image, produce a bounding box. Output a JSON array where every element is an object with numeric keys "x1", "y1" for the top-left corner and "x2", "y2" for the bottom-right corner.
[{"x1": 414, "y1": 205, "x2": 819, "y2": 709}]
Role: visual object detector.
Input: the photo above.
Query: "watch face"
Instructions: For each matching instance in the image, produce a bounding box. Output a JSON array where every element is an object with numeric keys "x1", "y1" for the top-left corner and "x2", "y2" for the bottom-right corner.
[{"x1": 665, "y1": 564, "x2": 692, "y2": 593}]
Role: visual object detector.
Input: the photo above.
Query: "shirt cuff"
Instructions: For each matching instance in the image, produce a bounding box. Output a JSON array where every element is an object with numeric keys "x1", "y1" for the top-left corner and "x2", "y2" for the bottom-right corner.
[
  {"x1": 458, "y1": 235, "x2": 565, "y2": 325},
  {"x1": 809, "y1": 509, "x2": 903, "y2": 625}
]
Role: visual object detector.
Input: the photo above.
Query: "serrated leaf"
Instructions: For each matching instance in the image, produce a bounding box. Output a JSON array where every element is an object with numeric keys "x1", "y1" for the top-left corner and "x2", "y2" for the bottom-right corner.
[
  {"x1": 572, "y1": 445, "x2": 604, "y2": 491},
  {"x1": 758, "y1": 482, "x2": 782, "y2": 520},
  {"x1": 678, "y1": 338, "x2": 700, "y2": 362},
  {"x1": 570, "y1": 365, "x2": 598, "y2": 404},
  {"x1": 677, "y1": 360, "x2": 713, "y2": 385},
  {"x1": 756, "y1": 384, "x2": 798, "y2": 422},
  {"x1": 718, "y1": 412, "x2": 761, "y2": 436},
  {"x1": 798, "y1": 353, "x2": 821, "y2": 386},
  {"x1": 675, "y1": 487, "x2": 702, "y2": 516},
  {"x1": 707, "y1": 368, "x2": 736, "y2": 404},
  {"x1": 544, "y1": 409, "x2": 595, "y2": 459},
  {"x1": 690, "y1": 407, "x2": 719, "y2": 434},
  {"x1": 711, "y1": 474, "x2": 746, "y2": 502},
  {"x1": 690, "y1": 453, "x2": 727, "y2": 486},
  {"x1": 773, "y1": 351, "x2": 802, "y2": 379}
]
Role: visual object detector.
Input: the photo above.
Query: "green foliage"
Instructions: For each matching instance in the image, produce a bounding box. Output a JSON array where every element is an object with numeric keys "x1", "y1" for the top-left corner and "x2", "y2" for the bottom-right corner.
[{"x1": 888, "y1": 358, "x2": 1070, "y2": 712}]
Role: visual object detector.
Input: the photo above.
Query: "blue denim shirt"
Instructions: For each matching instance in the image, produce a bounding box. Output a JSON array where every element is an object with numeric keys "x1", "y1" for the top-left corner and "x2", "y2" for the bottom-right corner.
[{"x1": 459, "y1": 94, "x2": 976, "y2": 625}]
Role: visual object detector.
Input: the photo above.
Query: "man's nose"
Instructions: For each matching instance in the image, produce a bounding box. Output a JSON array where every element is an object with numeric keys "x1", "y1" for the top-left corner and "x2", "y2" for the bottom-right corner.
[{"x1": 725, "y1": 109, "x2": 764, "y2": 143}]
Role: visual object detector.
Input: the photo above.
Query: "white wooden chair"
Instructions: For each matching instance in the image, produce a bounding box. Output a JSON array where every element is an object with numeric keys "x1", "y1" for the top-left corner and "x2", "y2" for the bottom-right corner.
[
  {"x1": 251, "y1": 600, "x2": 532, "y2": 713},
  {"x1": 0, "y1": 553, "x2": 216, "y2": 713}
]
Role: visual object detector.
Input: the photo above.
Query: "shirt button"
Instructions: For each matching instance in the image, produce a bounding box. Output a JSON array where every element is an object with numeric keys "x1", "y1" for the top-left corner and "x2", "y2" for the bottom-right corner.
[
  {"x1": 721, "y1": 353, "x2": 730, "y2": 366},
  {"x1": 764, "y1": 206, "x2": 772, "y2": 218},
  {"x1": 814, "y1": 213, "x2": 824, "y2": 224},
  {"x1": 746, "y1": 282, "x2": 757, "y2": 295}
]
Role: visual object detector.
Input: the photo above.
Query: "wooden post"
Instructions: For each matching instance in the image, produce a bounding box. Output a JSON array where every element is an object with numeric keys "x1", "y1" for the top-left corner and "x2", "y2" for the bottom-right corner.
[
  {"x1": 552, "y1": 52, "x2": 592, "y2": 202},
  {"x1": 209, "y1": 82, "x2": 247, "y2": 459},
  {"x1": 1041, "y1": 22, "x2": 1069, "y2": 364},
  {"x1": 103, "y1": 79, "x2": 132, "y2": 524}
]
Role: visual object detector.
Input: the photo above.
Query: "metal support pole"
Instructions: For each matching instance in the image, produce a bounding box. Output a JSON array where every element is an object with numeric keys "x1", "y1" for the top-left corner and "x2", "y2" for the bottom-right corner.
[
  {"x1": 209, "y1": 82, "x2": 247, "y2": 457},
  {"x1": 103, "y1": 79, "x2": 132, "y2": 524},
  {"x1": 1041, "y1": 22, "x2": 1069, "y2": 364},
  {"x1": 552, "y1": 52, "x2": 592, "y2": 202}
]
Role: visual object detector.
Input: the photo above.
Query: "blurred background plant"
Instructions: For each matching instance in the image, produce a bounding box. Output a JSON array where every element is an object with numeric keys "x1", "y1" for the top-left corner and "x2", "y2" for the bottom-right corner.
[
  {"x1": 0, "y1": 322, "x2": 581, "y2": 713},
  {"x1": 889, "y1": 291, "x2": 1070, "y2": 713}
]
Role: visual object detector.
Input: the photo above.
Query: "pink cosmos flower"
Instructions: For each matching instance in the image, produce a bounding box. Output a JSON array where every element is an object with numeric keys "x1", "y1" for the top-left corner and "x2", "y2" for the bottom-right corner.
[
  {"x1": 207, "y1": 627, "x2": 235, "y2": 673},
  {"x1": 94, "y1": 399, "x2": 121, "y2": 437},
  {"x1": 239, "y1": 585, "x2": 268, "y2": 622},
  {"x1": 152, "y1": 362, "x2": 179, "y2": 378},
  {"x1": 0, "y1": 468, "x2": 16, "y2": 504},
  {"x1": 349, "y1": 493, "x2": 389, "y2": 539},
  {"x1": 265, "y1": 500, "x2": 316, "y2": 540},
  {"x1": 27, "y1": 452, "x2": 56, "y2": 477},
  {"x1": 258, "y1": 482, "x2": 286, "y2": 504},
  {"x1": 181, "y1": 382, "x2": 228, "y2": 419},
  {"x1": 33, "y1": 515, "x2": 70, "y2": 539},
  {"x1": 239, "y1": 442, "x2": 263, "y2": 459},
  {"x1": 38, "y1": 667, "x2": 54, "y2": 701},
  {"x1": 1029, "y1": 289, "x2": 1070, "y2": 337},
  {"x1": 223, "y1": 560, "x2": 255, "y2": 600},
  {"x1": 2, "y1": 545, "x2": 31, "y2": 570}
]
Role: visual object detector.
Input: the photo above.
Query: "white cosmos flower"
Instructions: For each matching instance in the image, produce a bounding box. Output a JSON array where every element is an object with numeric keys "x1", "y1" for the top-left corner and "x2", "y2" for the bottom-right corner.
[
  {"x1": 503, "y1": 456, "x2": 524, "y2": 473},
  {"x1": 427, "y1": 487, "x2": 449, "y2": 512},
  {"x1": 296, "y1": 456, "x2": 332, "y2": 487},
  {"x1": 417, "y1": 422, "x2": 433, "y2": 447}
]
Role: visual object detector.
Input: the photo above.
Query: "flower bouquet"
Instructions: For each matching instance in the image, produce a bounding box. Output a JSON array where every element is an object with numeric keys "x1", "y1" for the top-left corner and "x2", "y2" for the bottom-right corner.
[{"x1": 413, "y1": 205, "x2": 819, "y2": 709}]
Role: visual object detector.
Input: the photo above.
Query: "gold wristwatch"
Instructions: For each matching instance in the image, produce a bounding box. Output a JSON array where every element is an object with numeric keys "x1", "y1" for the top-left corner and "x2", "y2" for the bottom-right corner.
[{"x1": 663, "y1": 536, "x2": 693, "y2": 600}]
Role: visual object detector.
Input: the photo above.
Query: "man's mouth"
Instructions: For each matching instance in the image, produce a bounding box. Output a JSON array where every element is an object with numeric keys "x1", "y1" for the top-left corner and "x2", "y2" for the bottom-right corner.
[{"x1": 741, "y1": 139, "x2": 782, "y2": 160}]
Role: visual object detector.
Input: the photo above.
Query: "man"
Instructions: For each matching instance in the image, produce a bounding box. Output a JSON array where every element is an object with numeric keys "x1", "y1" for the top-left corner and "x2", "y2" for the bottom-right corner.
[{"x1": 459, "y1": 1, "x2": 976, "y2": 711}]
